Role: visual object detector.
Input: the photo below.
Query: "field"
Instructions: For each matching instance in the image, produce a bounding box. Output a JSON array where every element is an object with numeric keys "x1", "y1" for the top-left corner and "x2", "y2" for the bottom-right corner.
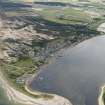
[
  {"x1": 33, "y1": 8, "x2": 93, "y2": 24},
  {"x1": 4, "y1": 1, "x2": 105, "y2": 30}
]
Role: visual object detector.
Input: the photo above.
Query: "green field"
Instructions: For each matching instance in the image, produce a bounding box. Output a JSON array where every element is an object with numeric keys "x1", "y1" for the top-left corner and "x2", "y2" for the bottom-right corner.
[
  {"x1": 33, "y1": 8, "x2": 93, "y2": 24},
  {"x1": 0, "y1": 58, "x2": 53, "y2": 99}
]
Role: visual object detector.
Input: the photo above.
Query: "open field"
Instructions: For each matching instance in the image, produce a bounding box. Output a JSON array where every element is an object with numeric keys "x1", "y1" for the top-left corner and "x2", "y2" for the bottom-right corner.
[{"x1": 33, "y1": 8, "x2": 93, "y2": 24}]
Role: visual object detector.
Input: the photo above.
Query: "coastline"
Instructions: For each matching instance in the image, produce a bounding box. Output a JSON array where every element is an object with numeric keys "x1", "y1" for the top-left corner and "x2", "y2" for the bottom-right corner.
[
  {"x1": 0, "y1": 35, "x2": 96, "y2": 105},
  {"x1": 98, "y1": 85, "x2": 105, "y2": 105},
  {"x1": 0, "y1": 35, "x2": 104, "y2": 105},
  {"x1": 97, "y1": 22, "x2": 105, "y2": 105},
  {"x1": 0, "y1": 70, "x2": 72, "y2": 105},
  {"x1": 26, "y1": 36, "x2": 105, "y2": 105},
  {"x1": 0, "y1": 22, "x2": 104, "y2": 105}
]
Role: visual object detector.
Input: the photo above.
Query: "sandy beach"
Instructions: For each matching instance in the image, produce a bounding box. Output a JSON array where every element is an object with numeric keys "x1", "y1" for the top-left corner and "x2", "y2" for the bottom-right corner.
[
  {"x1": 98, "y1": 85, "x2": 105, "y2": 105},
  {"x1": 97, "y1": 23, "x2": 105, "y2": 33},
  {"x1": 0, "y1": 70, "x2": 72, "y2": 105}
]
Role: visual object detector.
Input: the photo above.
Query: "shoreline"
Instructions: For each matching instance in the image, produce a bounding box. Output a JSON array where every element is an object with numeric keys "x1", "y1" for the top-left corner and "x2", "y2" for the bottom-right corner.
[
  {"x1": 26, "y1": 35, "x2": 105, "y2": 105},
  {"x1": 0, "y1": 35, "x2": 104, "y2": 105},
  {"x1": 97, "y1": 22, "x2": 105, "y2": 105},
  {"x1": 98, "y1": 85, "x2": 105, "y2": 105},
  {"x1": 0, "y1": 22, "x2": 104, "y2": 105},
  {"x1": 27, "y1": 36, "x2": 105, "y2": 105},
  {"x1": 0, "y1": 36, "x2": 95, "y2": 105},
  {"x1": 0, "y1": 70, "x2": 72, "y2": 105}
]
